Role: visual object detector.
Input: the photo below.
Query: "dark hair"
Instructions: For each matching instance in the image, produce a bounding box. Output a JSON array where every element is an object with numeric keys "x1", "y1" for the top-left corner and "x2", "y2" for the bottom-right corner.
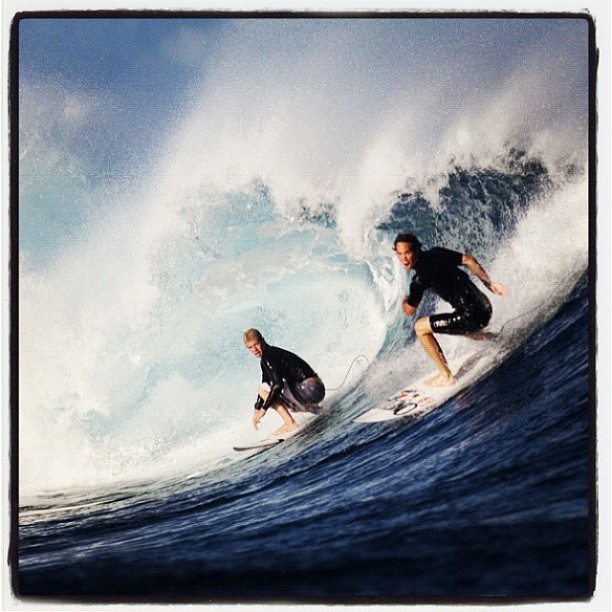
[{"x1": 393, "y1": 233, "x2": 422, "y2": 252}]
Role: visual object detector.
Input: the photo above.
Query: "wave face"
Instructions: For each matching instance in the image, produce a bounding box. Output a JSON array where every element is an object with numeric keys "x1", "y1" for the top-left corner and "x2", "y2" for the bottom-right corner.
[
  {"x1": 18, "y1": 17, "x2": 589, "y2": 508},
  {"x1": 18, "y1": 274, "x2": 591, "y2": 597}
]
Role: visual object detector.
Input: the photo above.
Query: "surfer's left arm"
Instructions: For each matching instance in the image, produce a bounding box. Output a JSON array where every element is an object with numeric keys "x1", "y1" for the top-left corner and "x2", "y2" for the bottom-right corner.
[{"x1": 461, "y1": 254, "x2": 509, "y2": 296}]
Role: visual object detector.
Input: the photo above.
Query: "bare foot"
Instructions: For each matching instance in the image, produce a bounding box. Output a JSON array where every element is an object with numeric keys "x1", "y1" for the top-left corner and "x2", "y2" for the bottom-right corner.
[
  {"x1": 425, "y1": 373, "x2": 456, "y2": 387},
  {"x1": 272, "y1": 423, "x2": 299, "y2": 437}
]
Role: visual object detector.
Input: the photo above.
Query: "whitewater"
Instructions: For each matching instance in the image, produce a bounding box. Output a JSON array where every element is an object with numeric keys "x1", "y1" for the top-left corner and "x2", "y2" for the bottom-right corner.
[{"x1": 16, "y1": 17, "x2": 593, "y2": 599}]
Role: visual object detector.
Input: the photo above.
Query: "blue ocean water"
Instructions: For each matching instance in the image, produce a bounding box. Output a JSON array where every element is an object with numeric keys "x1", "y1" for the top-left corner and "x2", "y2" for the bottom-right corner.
[{"x1": 16, "y1": 17, "x2": 593, "y2": 603}]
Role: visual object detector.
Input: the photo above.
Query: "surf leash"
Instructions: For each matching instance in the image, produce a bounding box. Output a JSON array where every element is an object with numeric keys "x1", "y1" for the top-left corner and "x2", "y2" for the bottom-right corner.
[
  {"x1": 326, "y1": 354, "x2": 370, "y2": 391},
  {"x1": 493, "y1": 303, "x2": 552, "y2": 338}
]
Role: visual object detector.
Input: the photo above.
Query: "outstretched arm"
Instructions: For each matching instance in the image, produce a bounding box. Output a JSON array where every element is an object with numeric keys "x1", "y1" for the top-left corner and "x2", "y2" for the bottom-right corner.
[{"x1": 461, "y1": 254, "x2": 509, "y2": 296}]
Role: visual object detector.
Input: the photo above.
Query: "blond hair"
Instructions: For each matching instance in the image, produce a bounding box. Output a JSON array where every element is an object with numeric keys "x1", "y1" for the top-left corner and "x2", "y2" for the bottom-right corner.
[{"x1": 243, "y1": 328, "x2": 264, "y2": 344}]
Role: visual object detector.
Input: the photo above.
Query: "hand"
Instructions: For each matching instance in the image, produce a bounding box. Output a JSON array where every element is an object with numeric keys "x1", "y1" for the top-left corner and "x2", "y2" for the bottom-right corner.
[
  {"x1": 402, "y1": 296, "x2": 417, "y2": 316},
  {"x1": 489, "y1": 282, "x2": 509, "y2": 296},
  {"x1": 252, "y1": 409, "x2": 265, "y2": 430}
]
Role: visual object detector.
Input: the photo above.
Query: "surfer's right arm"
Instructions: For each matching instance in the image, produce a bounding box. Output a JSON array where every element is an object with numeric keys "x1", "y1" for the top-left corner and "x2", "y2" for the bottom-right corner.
[
  {"x1": 257, "y1": 358, "x2": 284, "y2": 411},
  {"x1": 252, "y1": 363, "x2": 283, "y2": 429},
  {"x1": 402, "y1": 277, "x2": 423, "y2": 317},
  {"x1": 252, "y1": 370, "x2": 271, "y2": 429},
  {"x1": 253, "y1": 380, "x2": 272, "y2": 429},
  {"x1": 252, "y1": 407, "x2": 266, "y2": 430}
]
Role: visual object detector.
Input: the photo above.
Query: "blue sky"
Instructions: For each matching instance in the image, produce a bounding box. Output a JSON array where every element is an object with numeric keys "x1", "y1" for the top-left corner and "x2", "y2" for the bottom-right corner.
[
  {"x1": 19, "y1": 16, "x2": 588, "y2": 115},
  {"x1": 19, "y1": 18, "x2": 222, "y2": 93},
  {"x1": 19, "y1": 18, "x2": 225, "y2": 166}
]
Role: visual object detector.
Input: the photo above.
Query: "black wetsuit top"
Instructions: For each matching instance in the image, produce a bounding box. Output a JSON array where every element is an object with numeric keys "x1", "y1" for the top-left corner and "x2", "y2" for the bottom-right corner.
[
  {"x1": 407, "y1": 247, "x2": 492, "y2": 334},
  {"x1": 255, "y1": 345, "x2": 317, "y2": 411}
]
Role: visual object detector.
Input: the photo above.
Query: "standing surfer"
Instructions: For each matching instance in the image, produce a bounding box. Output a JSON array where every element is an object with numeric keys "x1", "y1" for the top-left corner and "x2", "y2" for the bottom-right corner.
[
  {"x1": 244, "y1": 329, "x2": 325, "y2": 435},
  {"x1": 393, "y1": 233, "x2": 509, "y2": 387}
]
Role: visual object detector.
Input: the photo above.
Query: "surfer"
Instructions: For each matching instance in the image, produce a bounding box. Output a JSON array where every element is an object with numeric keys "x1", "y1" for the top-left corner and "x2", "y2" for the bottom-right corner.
[
  {"x1": 393, "y1": 233, "x2": 509, "y2": 387},
  {"x1": 244, "y1": 328, "x2": 326, "y2": 436}
]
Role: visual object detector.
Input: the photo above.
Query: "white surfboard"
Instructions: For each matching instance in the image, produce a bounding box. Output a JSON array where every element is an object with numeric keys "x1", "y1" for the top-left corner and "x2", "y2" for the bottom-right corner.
[
  {"x1": 233, "y1": 407, "x2": 322, "y2": 453},
  {"x1": 233, "y1": 437, "x2": 285, "y2": 452},
  {"x1": 354, "y1": 351, "x2": 487, "y2": 424}
]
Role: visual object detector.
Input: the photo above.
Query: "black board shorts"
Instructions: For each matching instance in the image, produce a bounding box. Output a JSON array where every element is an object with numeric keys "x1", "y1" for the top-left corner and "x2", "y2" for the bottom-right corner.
[
  {"x1": 429, "y1": 298, "x2": 492, "y2": 335},
  {"x1": 281, "y1": 377, "x2": 326, "y2": 411}
]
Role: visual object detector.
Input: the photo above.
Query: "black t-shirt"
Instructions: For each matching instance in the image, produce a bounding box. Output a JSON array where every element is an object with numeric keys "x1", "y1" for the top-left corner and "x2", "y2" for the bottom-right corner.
[
  {"x1": 407, "y1": 247, "x2": 485, "y2": 311},
  {"x1": 255, "y1": 345, "x2": 316, "y2": 410}
]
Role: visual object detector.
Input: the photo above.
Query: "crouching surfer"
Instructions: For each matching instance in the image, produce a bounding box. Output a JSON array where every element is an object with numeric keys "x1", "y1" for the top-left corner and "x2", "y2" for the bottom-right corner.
[
  {"x1": 244, "y1": 328, "x2": 325, "y2": 436},
  {"x1": 393, "y1": 233, "x2": 509, "y2": 387}
]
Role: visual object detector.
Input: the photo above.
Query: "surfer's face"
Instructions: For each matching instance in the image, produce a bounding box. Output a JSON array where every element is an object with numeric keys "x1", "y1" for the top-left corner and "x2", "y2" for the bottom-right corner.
[
  {"x1": 394, "y1": 242, "x2": 418, "y2": 270},
  {"x1": 245, "y1": 339, "x2": 264, "y2": 358}
]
